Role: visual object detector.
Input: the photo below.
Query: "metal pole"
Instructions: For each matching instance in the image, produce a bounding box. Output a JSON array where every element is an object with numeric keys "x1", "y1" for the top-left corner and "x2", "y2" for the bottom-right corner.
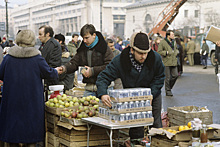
[
  {"x1": 100, "y1": 0, "x2": 102, "y2": 32},
  {"x1": 5, "y1": 0, "x2": 9, "y2": 39}
]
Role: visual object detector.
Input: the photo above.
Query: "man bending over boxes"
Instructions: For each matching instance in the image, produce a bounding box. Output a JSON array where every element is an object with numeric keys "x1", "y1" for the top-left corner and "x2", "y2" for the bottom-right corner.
[{"x1": 96, "y1": 32, "x2": 165, "y2": 143}]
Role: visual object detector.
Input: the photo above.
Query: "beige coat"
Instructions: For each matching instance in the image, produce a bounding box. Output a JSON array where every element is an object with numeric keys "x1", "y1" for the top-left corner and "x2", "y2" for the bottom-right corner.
[{"x1": 186, "y1": 40, "x2": 196, "y2": 54}]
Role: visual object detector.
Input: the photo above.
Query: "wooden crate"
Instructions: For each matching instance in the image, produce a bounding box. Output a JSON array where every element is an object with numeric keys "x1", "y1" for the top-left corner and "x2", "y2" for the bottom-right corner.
[
  {"x1": 45, "y1": 112, "x2": 60, "y2": 136},
  {"x1": 150, "y1": 136, "x2": 179, "y2": 147},
  {"x1": 167, "y1": 106, "x2": 213, "y2": 126},
  {"x1": 46, "y1": 131, "x2": 59, "y2": 147}
]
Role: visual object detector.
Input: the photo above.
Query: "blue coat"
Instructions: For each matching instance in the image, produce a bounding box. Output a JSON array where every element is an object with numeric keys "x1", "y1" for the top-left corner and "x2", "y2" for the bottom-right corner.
[{"x1": 0, "y1": 46, "x2": 58, "y2": 143}]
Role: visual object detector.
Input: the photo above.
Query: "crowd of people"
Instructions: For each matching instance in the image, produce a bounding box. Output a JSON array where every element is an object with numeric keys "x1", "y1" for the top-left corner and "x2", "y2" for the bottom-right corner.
[{"x1": 0, "y1": 23, "x2": 220, "y2": 146}]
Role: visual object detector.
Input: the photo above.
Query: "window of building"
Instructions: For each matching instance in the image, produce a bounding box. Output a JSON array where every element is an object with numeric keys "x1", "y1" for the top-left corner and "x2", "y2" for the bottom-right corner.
[
  {"x1": 133, "y1": 15, "x2": 135, "y2": 23},
  {"x1": 195, "y1": 10, "x2": 199, "y2": 18},
  {"x1": 184, "y1": 10, "x2": 188, "y2": 18}
]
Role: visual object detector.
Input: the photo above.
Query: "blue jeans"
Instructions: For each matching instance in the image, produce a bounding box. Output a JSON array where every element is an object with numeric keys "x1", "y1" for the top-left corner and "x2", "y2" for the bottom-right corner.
[{"x1": 201, "y1": 54, "x2": 208, "y2": 66}]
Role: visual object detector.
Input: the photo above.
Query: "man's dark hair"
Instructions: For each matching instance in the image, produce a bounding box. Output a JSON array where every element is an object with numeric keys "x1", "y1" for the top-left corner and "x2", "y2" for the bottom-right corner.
[
  {"x1": 80, "y1": 24, "x2": 96, "y2": 37},
  {"x1": 54, "y1": 33, "x2": 65, "y2": 44},
  {"x1": 166, "y1": 30, "x2": 173, "y2": 38},
  {"x1": 106, "y1": 38, "x2": 114, "y2": 44},
  {"x1": 39, "y1": 25, "x2": 54, "y2": 37},
  {"x1": 203, "y1": 39, "x2": 206, "y2": 42},
  {"x1": 72, "y1": 34, "x2": 79, "y2": 38},
  {"x1": 187, "y1": 37, "x2": 192, "y2": 40}
]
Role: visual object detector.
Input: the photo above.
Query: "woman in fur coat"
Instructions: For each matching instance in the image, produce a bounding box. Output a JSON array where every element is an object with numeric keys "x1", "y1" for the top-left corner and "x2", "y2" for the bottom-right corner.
[{"x1": 0, "y1": 30, "x2": 58, "y2": 146}]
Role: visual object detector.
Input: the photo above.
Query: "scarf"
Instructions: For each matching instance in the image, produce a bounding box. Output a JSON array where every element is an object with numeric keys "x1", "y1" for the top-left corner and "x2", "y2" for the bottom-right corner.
[
  {"x1": 129, "y1": 51, "x2": 143, "y2": 72},
  {"x1": 165, "y1": 38, "x2": 174, "y2": 50},
  {"x1": 85, "y1": 36, "x2": 99, "y2": 49}
]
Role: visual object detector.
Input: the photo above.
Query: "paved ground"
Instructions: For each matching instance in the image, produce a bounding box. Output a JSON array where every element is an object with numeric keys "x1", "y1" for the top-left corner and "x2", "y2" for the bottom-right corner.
[{"x1": 162, "y1": 63, "x2": 220, "y2": 124}]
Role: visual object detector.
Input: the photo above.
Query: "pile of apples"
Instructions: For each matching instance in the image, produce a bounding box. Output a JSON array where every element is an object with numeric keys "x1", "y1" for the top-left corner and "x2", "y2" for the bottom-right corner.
[
  {"x1": 61, "y1": 105, "x2": 99, "y2": 119},
  {"x1": 45, "y1": 94, "x2": 100, "y2": 108}
]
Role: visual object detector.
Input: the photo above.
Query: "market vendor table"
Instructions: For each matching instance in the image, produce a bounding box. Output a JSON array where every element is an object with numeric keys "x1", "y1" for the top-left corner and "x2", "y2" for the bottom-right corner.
[{"x1": 82, "y1": 117, "x2": 153, "y2": 147}]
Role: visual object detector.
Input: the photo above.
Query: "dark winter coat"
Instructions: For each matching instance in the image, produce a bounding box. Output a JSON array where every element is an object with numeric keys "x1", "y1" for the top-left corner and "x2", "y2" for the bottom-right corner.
[
  {"x1": 115, "y1": 43, "x2": 123, "y2": 51},
  {"x1": 39, "y1": 37, "x2": 62, "y2": 85},
  {"x1": 215, "y1": 46, "x2": 220, "y2": 63},
  {"x1": 65, "y1": 31, "x2": 114, "y2": 84},
  {"x1": 96, "y1": 47, "x2": 165, "y2": 99},
  {"x1": 0, "y1": 46, "x2": 58, "y2": 143},
  {"x1": 59, "y1": 52, "x2": 74, "y2": 91},
  {"x1": 201, "y1": 43, "x2": 209, "y2": 55}
]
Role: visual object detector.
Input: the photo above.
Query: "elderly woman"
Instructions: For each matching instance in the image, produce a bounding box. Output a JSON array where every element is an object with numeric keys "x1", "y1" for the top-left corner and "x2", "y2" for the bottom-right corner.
[{"x1": 0, "y1": 30, "x2": 58, "y2": 146}]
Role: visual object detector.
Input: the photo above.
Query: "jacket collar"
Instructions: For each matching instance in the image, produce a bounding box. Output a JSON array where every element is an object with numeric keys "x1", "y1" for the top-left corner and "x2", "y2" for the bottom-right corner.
[
  {"x1": 120, "y1": 47, "x2": 155, "y2": 72},
  {"x1": 77, "y1": 31, "x2": 107, "y2": 54},
  {"x1": 8, "y1": 45, "x2": 41, "y2": 58}
]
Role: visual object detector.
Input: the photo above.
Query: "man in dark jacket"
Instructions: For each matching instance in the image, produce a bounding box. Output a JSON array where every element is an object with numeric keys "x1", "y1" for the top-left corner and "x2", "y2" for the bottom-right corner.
[
  {"x1": 38, "y1": 25, "x2": 62, "y2": 86},
  {"x1": 57, "y1": 24, "x2": 114, "y2": 97},
  {"x1": 96, "y1": 32, "x2": 165, "y2": 141},
  {"x1": 200, "y1": 39, "x2": 209, "y2": 69}
]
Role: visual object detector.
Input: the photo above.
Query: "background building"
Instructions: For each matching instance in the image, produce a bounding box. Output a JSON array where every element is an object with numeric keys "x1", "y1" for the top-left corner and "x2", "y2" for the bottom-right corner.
[
  {"x1": 125, "y1": 0, "x2": 220, "y2": 38},
  {"x1": 11, "y1": 0, "x2": 138, "y2": 40},
  {"x1": 0, "y1": 5, "x2": 13, "y2": 39}
]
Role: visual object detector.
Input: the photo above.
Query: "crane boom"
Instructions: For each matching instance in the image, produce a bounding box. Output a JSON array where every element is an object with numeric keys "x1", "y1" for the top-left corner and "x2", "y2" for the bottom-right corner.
[{"x1": 148, "y1": 0, "x2": 187, "y2": 37}]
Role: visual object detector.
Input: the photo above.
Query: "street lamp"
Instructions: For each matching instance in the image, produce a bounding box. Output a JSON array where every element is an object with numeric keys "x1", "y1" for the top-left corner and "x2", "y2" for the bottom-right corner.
[{"x1": 5, "y1": 0, "x2": 9, "y2": 39}]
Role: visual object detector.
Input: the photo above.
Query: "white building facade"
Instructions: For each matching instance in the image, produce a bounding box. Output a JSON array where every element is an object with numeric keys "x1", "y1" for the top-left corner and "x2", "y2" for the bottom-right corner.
[
  {"x1": 0, "y1": 5, "x2": 13, "y2": 38},
  {"x1": 125, "y1": 0, "x2": 220, "y2": 38},
  {"x1": 11, "y1": 0, "x2": 139, "y2": 39}
]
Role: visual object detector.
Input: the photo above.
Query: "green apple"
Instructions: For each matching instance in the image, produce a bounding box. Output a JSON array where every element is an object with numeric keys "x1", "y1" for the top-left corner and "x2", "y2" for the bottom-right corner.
[
  {"x1": 69, "y1": 101, "x2": 74, "y2": 105},
  {"x1": 62, "y1": 94, "x2": 67, "y2": 98},
  {"x1": 55, "y1": 103, "x2": 60, "y2": 108},
  {"x1": 59, "y1": 105, "x2": 64, "y2": 108},
  {"x1": 49, "y1": 102, "x2": 55, "y2": 107},
  {"x1": 61, "y1": 111, "x2": 65, "y2": 116},
  {"x1": 49, "y1": 99, "x2": 54, "y2": 103},
  {"x1": 53, "y1": 98, "x2": 58, "y2": 104},
  {"x1": 73, "y1": 97, "x2": 78, "y2": 103},
  {"x1": 95, "y1": 98, "x2": 100, "y2": 102},
  {"x1": 69, "y1": 103, "x2": 74, "y2": 107},
  {"x1": 65, "y1": 102, "x2": 70, "y2": 107},
  {"x1": 86, "y1": 96, "x2": 91, "y2": 101},
  {"x1": 57, "y1": 95, "x2": 62, "y2": 100},
  {"x1": 74, "y1": 102, "x2": 79, "y2": 106},
  {"x1": 93, "y1": 105, "x2": 99, "y2": 110},
  {"x1": 45, "y1": 101, "x2": 50, "y2": 107}
]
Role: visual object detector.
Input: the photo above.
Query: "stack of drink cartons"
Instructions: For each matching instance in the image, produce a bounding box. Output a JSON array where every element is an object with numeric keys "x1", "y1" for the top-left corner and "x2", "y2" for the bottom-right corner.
[{"x1": 99, "y1": 88, "x2": 154, "y2": 125}]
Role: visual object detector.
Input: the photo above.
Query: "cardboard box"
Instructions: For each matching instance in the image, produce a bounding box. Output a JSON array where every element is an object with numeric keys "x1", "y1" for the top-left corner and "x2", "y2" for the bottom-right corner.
[
  {"x1": 59, "y1": 116, "x2": 86, "y2": 126},
  {"x1": 168, "y1": 106, "x2": 213, "y2": 126},
  {"x1": 149, "y1": 126, "x2": 216, "y2": 142},
  {"x1": 57, "y1": 121, "x2": 110, "y2": 147},
  {"x1": 110, "y1": 95, "x2": 153, "y2": 103},
  {"x1": 205, "y1": 25, "x2": 220, "y2": 43},
  {"x1": 110, "y1": 106, "x2": 152, "y2": 114},
  {"x1": 112, "y1": 117, "x2": 154, "y2": 125},
  {"x1": 65, "y1": 87, "x2": 85, "y2": 97}
]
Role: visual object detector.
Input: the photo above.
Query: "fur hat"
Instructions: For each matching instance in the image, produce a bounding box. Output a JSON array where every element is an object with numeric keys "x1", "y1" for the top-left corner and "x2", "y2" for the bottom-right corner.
[
  {"x1": 15, "y1": 30, "x2": 36, "y2": 47},
  {"x1": 130, "y1": 32, "x2": 151, "y2": 53}
]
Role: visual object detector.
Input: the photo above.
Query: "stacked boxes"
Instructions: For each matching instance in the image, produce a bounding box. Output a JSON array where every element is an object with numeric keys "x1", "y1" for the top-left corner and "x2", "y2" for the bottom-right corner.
[
  {"x1": 99, "y1": 88, "x2": 154, "y2": 125},
  {"x1": 45, "y1": 107, "x2": 60, "y2": 147},
  {"x1": 57, "y1": 121, "x2": 110, "y2": 147}
]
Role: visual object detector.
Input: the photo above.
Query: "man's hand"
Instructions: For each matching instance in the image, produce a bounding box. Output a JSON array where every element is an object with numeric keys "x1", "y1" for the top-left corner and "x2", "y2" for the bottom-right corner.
[
  {"x1": 56, "y1": 66, "x2": 65, "y2": 74},
  {"x1": 82, "y1": 66, "x2": 92, "y2": 78},
  {"x1": 101, "y1": 95, "x2": 112, "y2": 108},
  {"x1": 216, "y1": 41, "x2": 220, "y2": 47}
]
